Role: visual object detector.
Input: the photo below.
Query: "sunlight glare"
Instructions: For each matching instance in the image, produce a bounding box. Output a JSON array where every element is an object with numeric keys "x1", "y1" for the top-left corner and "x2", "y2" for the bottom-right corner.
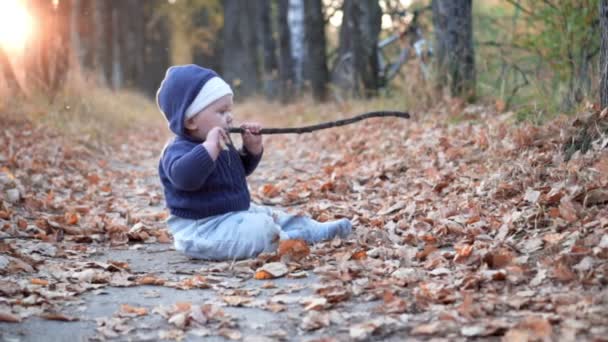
[{"x1": 0, "y1": 0, "x2": 33, "y2": 51}]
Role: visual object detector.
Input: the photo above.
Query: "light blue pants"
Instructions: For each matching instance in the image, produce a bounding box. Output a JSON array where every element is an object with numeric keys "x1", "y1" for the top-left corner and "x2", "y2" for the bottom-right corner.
[{"x1": 167, "y1": 204, "x2": 352, "y2": 261}]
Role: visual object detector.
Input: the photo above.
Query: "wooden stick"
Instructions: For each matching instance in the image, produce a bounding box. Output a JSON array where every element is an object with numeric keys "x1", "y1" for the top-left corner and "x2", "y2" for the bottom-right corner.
[{"x1": 228, "y1": 110, "x2": 410, "y2": 135}]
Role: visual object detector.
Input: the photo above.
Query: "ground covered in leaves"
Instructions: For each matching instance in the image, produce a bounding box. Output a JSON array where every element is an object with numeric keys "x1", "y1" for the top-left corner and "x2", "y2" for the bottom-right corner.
[{"x1": 0, "y1": 104, "x2": 607, "y2": 341}]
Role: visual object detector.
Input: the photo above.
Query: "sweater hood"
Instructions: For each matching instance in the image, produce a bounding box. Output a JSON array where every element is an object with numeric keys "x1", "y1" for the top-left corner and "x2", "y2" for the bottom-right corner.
[{"x1": 156, "y1": 64, "x2": 218, "y2": 138}]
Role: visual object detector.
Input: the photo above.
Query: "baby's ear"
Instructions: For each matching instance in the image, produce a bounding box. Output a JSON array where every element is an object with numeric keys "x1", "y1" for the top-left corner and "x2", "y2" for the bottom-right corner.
[{"x1": 184, "y1": 118, "x2": 197, "y2": 130}]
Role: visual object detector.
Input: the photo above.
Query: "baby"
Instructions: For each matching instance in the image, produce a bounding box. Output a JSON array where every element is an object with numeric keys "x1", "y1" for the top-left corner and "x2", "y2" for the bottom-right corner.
[{"x1": 156, "y1": 64, "x2": 352, "y2": 261}]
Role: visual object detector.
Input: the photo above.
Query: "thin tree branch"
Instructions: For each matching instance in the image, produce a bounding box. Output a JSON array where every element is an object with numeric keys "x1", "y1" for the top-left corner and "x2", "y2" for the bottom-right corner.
[
  {"x1": 503, "y1": 0, "x2": 535, "y2": 17},
  {"x1": 228, "y1": 111, "x2": 410, "y2": 135}
]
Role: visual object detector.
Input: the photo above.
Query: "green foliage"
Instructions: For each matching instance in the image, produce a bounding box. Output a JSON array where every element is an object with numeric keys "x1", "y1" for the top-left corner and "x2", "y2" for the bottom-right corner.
[
  {"x1": 513, "y1": 0, "x2": 599, "y2": 83},
  {"x1": 473, "y1": 0, "x2": 600, "y2": 115}
]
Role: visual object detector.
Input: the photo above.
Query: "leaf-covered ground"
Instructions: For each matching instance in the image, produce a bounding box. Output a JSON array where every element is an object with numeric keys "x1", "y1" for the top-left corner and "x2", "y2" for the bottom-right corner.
[{"x1": 0, "y1": 104, "x2": 607, "y2": 341}]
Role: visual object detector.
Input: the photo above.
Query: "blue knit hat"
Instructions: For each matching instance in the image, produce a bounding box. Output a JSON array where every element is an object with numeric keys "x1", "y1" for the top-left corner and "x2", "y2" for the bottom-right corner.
[{"x1": 156, "y1": 65, "x2": 233, "y2": 137}]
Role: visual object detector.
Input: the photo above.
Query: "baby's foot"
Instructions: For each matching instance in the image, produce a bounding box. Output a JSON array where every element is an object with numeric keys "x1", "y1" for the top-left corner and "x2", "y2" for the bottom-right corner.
[
  {"x1": 321, "y1": 218, "x2": 352, "y2": 239},
  {"x1": 335, "y1": 218, "x2": 352, "y2": 238}
]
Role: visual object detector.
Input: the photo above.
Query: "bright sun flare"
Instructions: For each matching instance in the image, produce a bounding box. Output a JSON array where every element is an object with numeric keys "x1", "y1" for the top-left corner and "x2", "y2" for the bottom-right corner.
[{"x1": 0, "y1": 0, "x2": 33, "y2": 51}]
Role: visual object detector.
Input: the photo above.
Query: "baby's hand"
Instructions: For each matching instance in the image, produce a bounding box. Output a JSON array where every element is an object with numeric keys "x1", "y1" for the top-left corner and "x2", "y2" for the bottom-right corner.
[
  {"x1": 241, "y1": 122, "x2": 263, "y2": 156},
  {"x1": 203, "y1": 127, "x2": 228, "y2": 160}
]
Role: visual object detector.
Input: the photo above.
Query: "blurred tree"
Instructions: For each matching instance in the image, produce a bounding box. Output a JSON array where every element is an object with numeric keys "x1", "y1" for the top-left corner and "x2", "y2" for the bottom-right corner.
[
  {"x1": 222, "y1": 0, "x2": 260, "y2": 98},
  {"x1": 304, "y1": 0, "x2": 329, "y2": 102},
  {"x1": 432, "y1": 0, "x2": 475, "y2": 100},
  {"x1": 600, "y1": 0, "x2": 608, "y2": 108},
  {"x1": 289, "y1": 0, "x2": 307, "y2": 92},
  {"x1": 278, "y1": 0, "x2": 295, "y2": 103},
  {"x1": 142, "y1": 0, "x2": 171, "y2": 98},
  {"x1": 118, "y1": 0, "x2": 145, "y2": 89},
  {"x1": 191, "y1": 1, "x2": 223, "y2": 72},
  {"x1": 0, "y1": 47, "x2": 24, "y2": 96},
  {"x1": 338, "y1": 0, "x2": 382, "y2": 97},
  {"x1": 257, "y1": 0, "x2": 279, "y2": 100},
  {"x1": 25, "y1": 0, "x2": 71, "y2": 99}
]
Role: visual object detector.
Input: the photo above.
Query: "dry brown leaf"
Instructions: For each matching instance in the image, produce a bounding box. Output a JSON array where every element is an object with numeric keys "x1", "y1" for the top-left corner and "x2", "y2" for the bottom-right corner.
[
  {"x1": 254, "y1": 262, "x2": 288, "y2": 279},
  {"x1": 40, "y1": 312, "x2": 79, "y2": 321},
  {"x1": 0, "y1": 311, "x2": 21, "y2": 323},
  {"x1": 156, "y1": 230, "x2": 172, "y2": 244},
  {"x1": 31, "y1": 278, "x2": 49, "y2": 286},
  {"x1": 254, "y1": 270, "x2": 274, "y2": 280},
  {"x1": 137, "y1": 276, "x2": 166, "y2": 285},
  {"x1": 277, "y1": 239, "x2": 310, "y2": 262},
  {"x1": 261, "y1": 184, "x2": 280, "y2": 197},
  {"x1": 120, "y1": 304, "x2": 148, "y2": 316},
  {"x1": 350, "y1": 250, "x2": 367, "y2": 260}
]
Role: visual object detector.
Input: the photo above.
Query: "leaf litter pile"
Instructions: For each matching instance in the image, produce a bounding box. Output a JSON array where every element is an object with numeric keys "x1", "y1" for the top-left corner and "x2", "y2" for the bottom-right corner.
[{"x1": 0, "y1": 105, "x2": 607, "y2": 341}]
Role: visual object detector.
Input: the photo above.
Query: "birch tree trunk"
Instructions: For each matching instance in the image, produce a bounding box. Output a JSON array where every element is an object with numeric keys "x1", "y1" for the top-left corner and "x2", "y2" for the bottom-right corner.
[{"x1": 288, "y1": 0, "x2": 306, "y2": 92}]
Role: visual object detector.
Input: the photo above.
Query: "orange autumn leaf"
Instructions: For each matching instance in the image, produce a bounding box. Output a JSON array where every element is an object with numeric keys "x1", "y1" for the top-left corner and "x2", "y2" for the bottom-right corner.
[
  {"x1": 320, "y1": 181, "x2": 334, "y2": 192},
  {"x1": 261, "y1": 184, "x2": 280, "y2": 197},
  {"x1": 31, "y1": 278, "x2": 49, "y2": 286},
  {"x1": 416, "y1": 244, "x2": 437, "y2": 261},
  {"x1": 87, "y1": 173, "x2": 101, "y2": 185},
  {"x1": 420, "y1": 234, "x2": 437, "y2": 244},
  {"x1": 454, "y1": 245, "x2": 473, "y2": 262},
  {"x1": 254, "y1": 270, "x2": 274, "y2": 280},
  {"x1": 277, "y1": 239, "x2": 310, "y2": 262},
  {"x1": 138, "y1": 276, "x2": 166, "y2": 285},
  {"x1": 64, "y1": 212, "x2": 79, "y2": 225},
  {"x1": 120, "y1": 304, "x2": 148, "y2": 316},
  {"x1": 350, "y1": 250, "x2": 367, "y2": 260}
]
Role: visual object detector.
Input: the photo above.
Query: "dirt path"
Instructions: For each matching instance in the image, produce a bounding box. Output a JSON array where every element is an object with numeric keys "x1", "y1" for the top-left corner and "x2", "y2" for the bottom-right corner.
[{"x1": 1, "y1": 107, "x2": 608, "y2": 341}]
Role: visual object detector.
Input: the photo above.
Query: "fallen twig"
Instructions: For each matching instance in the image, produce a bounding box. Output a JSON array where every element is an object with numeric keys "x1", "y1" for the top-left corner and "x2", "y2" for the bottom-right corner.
[{"x1": 228, "y1": 110, "x2": 410, "y2": 135}]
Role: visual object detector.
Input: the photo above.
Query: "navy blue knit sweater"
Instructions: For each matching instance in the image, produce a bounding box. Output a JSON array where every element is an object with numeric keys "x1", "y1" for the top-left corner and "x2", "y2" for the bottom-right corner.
[{"x1": 157, "y1": 65, "x2": 262, "y2": 219}]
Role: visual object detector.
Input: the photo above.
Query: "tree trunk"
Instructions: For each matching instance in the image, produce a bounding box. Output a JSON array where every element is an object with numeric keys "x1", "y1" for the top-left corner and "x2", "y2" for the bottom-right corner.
[
  {"x1": 278, "y1": 0, "x2": 295, "y2": 103},
  {"x1": 0, "y1": 47, "x2": 24, "y2": 96},
  {"x1": 100, "y1": 0, "x2": 114, "y2": 87},
  {"x1": 222, "y1": 0, "x2": 259, "y2": 98},
  {"x1": 92, "y1": 0, "x2": 106, "y2": 84},
  {"x1": 432, "y1": 0, "x2": 475, "y2": 100},
  {"x1": 142, "y1": 0, "x2": 170, "y2": 98},
  {"x1": 257, "y1": 0, "x2": 279, "y2": 100},
  {"x1": 338, "y1": 0, "x2": 382, "y2": 97},
  {"x1": 288, "y1": 0, "x2": 306, "y2": 92},
  {"x1": 304, "y1": 0, "x2": 329, "y2": 102},
  {"x1": 24, "y1": 0, "x2": 71, "y2": 97},
  {"x1": 601, "y1": 0, "x2": 608, "y2": 108},
  {"x1": 70, "y1": 0, "x2": 83, "y2": 68}
]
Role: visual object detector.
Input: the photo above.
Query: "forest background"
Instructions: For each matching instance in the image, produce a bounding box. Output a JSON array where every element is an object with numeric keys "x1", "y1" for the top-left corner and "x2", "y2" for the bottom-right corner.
[{"x1": 0, "y1": 0, "x2": 603, "y2": 139}]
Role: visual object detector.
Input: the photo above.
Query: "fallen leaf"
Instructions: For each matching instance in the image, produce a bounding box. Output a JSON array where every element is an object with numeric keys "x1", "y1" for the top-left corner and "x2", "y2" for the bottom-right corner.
[
  {"x1": 277, "y1": 239, "x2": 310, "y2": 262},
  {"x1": 0, "y1": 311, "x2": 21, "y2": 323},
  {"x1": 350, "y1": 250, "x2": 367, "y2": 260},
  {"x1": 138, "y1": 276, "x2": 166, "y2": 285},
  {"x1": 40, "y1": 312, "x2": 79, "y2": 321},
  {"x1": 31, "y1": 278, "x2": 49, "y2": 286},
  {"x1": 120, "y1": 304, "x2": 148, "y2": 316},
  {"x1": 254, "y1": 262, "x2": 288, "y2": 279}
]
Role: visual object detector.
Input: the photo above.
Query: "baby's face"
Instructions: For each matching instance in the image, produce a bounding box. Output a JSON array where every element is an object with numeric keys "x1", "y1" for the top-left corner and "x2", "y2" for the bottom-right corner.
[{"x1": 185, "y1": 95, "x2": 233, "y2": 140}]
